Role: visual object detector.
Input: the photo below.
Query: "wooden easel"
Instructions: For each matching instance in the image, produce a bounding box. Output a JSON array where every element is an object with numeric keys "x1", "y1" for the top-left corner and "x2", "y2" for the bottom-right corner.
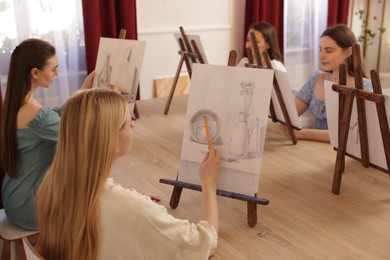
[
  {"x1": 246, "y1": 32, "x2": 297, "y2": 144},
  {"x1": 331, "y1": 43, "x2": 390, "y2": 194},
  {"x1": 160, "y1": 51, "x2": 269, "y2": 227},
  {"x1": 118, "y1": 28, "x2": 140, "y2": 119},
  {"x1": 164, "y1": 26, "x2": 206, "y2": 115}
]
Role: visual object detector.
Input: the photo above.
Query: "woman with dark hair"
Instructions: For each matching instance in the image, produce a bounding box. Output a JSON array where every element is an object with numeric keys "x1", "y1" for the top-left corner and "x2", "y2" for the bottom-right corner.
[
  {"x1": 240, "y1": 21, "x2": 285, "y2": 71},
  {"x1": 290, "y1": 24, "x2": 372, "y2": 142},
  {"x1": 0, "y1": 38, "x2": 94, "y2": 230}
]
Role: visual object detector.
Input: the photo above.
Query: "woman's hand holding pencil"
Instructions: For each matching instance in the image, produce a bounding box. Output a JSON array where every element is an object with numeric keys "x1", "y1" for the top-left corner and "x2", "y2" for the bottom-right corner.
[
  {"x1": 200, "y1": 115, "x2": 220, "y2": 183},
  {"x1": 199, "y1": 115, "x2": 221, "y2": 247}
]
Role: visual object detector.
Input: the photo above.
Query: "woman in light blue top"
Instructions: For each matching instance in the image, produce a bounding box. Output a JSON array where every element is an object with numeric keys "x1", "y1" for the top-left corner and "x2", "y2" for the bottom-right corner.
[
  {"x1": 292, "y1": 24, "x2": 372, "y2": 142},
  {"x1": 0, "y1": 39, "x2": 94, "y2": 230}
]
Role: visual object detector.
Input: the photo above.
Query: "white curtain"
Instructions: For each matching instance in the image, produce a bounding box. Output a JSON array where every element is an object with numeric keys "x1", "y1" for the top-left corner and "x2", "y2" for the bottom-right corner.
[
  {"x1": 283, "y1": 0, "x2": 328, "y2": 91},
  {"x1": 0, "y1": 0, "x2": 87, "y2": 107}
]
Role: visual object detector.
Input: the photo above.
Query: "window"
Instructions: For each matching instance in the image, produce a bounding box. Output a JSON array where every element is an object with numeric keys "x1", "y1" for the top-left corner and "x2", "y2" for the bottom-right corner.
[
  {"x1": 0, "y1": 0, "x2": 86, "y2": 106},
  {"x1": 283, "y1": 0, "x2": 328, "y2": 91}
]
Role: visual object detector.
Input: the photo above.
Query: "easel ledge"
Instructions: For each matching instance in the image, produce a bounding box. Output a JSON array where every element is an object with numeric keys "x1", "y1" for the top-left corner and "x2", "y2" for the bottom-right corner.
[
  {"x1": 334, "y1": 149, "x2": 390, "y2": 174},
  {"x1": 159, "y1": 178, "x2": 269, "y2": 227}
]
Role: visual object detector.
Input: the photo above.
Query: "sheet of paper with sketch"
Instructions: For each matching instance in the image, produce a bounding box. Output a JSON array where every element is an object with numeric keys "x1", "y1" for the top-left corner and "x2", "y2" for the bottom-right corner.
[
  {"x1": 178, "y1": 64, "x2": 274, "y2": 196},
  {"x1": 325, "y1": 80, "x2": 390, "y2": 171},
  {"x1": 92, "y1": 37, "x2": 146, "y2": 112},
  {"x1": 271, "y1": 70, "x2": 302, "y2": 129}
]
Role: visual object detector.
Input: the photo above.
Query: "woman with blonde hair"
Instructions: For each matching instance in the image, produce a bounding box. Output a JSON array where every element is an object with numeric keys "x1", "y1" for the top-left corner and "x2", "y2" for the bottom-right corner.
[{"x1": 36, "y1": 88, "x2": 221, "y2": 259}]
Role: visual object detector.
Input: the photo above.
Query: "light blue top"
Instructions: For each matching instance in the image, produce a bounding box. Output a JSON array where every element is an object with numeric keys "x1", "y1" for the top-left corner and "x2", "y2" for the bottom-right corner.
[
  {"x1": 2, "y1": 107, "x2": 60, "y2": 230},
  {"x1": 296, "y1": 71, "x2": 373, "y2": 129}
]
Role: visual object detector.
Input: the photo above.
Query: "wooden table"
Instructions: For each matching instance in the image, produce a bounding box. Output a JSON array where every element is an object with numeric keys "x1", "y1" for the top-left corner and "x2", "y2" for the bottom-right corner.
[{"x1": 112, "y1": 95, "x2": 390, "y2": 259}]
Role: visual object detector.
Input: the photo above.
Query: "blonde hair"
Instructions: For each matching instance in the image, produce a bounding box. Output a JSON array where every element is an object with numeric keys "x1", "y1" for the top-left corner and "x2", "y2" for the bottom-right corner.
[{"x1": 36, "y1": 89, "x2": 128, "y2": 260}]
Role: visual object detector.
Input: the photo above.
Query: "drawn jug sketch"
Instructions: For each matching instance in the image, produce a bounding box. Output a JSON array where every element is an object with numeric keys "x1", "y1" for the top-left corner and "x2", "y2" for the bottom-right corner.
[
  {"x1": 229, "y1": 112, "x2": 261, "y2": 159},
  {"x1": 230, "y1": 112, "x2": 249, "y2": 158}
]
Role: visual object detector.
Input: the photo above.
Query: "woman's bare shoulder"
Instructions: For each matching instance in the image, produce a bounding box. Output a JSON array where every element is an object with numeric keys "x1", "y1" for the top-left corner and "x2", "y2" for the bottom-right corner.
[{"x1": 17, "y1": 101, "x2": 42, "y2": 129}]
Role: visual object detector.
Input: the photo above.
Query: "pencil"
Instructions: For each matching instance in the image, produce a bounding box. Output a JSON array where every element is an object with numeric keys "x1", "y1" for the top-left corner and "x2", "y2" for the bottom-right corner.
[{"x1": 203, "y1": 115, "x2": 212, "y2": 148}]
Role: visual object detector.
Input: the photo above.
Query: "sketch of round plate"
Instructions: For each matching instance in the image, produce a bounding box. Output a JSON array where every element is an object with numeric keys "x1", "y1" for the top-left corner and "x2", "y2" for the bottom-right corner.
[{"x1": 190, "y1": 109, "x2": 220, "y2": 144}]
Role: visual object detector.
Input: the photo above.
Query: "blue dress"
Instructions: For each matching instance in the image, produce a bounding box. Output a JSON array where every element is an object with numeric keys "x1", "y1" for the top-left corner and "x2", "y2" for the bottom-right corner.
[
  {"x1": 296, "y1": 71, "x2": 373, "y2": 129},
  {"x1": 2, "y1": 107, "x2": 60, "y2": 230}
]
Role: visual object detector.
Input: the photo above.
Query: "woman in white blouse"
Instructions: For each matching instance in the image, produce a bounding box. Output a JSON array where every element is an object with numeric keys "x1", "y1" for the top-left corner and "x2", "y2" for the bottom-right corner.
[
  {"x1": 239, "y1": 21, "x2": 286, "y2": 71},
  {"x1": 36, "y1": 89, "x2": 221, "y2": 260}
]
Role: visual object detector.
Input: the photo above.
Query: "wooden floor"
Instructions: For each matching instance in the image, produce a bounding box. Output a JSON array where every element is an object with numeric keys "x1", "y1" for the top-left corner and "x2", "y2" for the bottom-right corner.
[{"x1": 112, "y1": 95, "x2": 390, "y2": 260}]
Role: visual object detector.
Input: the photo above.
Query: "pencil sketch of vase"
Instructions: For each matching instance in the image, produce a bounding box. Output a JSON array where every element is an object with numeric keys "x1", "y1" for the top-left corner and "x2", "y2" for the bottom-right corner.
[
  {"x1": 116, "y1": 47, "x2": 135, "y2": 101},
  {"x1": 98, "y1": 53, "x2": 112, "y2": 88},
  {"x1": 229, "y1": 81, "x2": 260, "y2": 159}
]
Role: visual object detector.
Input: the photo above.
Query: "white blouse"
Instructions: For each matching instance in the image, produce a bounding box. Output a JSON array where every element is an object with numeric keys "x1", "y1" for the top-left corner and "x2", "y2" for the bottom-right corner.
[
  {"x1": 237, "y1": 57, "x2": 287, "y2": 72},
  {"x1": 98, "y1": 179, "x2": 217, "y2": 260}
]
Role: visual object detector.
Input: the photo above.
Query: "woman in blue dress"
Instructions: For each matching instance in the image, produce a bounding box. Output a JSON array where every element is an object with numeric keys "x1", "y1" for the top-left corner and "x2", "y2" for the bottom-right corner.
[
  {"x1": 0, "y1": 39, "x2": 94, "y2": 230},
  {"x1": 291, "y1": 24, "x2": 372, "y2": 142}
]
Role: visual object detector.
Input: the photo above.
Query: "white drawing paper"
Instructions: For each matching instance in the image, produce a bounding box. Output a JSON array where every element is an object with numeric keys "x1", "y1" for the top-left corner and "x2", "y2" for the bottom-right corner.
[
  {"x1": 92, "y1": 37, "x2": 146, "y2": 112},
  {"x1": 174, "y1": 33, "x2": 208, "y2": 64},
  {"x1": 178, "y1": 64, "x2": 274, "y2": 196},
  {"x1": 271, "y1": 70, "x2": 302, "y2": 129},
  {"x1": 325, "y1": 80, "x2": 390, "y2": 171}
]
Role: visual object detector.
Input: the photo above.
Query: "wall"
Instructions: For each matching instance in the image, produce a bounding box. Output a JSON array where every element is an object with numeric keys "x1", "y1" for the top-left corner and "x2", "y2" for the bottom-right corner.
[
  {"x1": 136, "y1": 0, "x2": 245, "y2": 100},
  {"x1": 349, "y1": 0, "x2": 390, "y2": 74}
]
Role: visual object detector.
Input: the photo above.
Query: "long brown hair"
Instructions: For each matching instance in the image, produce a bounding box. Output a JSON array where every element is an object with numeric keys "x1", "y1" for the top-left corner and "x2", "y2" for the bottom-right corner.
[
  {"x1": 36, "y1": 89, "x2": 128, "y2": 260},
  {"x1": 250, "y1": 22, "x2": 283, "y2": 62},
  {"x1": 321, "y1": 24, "x2": 365, "y2": 77},
  {"x1": 0, "y1": 39, "x2": 56, "y2": 177}
]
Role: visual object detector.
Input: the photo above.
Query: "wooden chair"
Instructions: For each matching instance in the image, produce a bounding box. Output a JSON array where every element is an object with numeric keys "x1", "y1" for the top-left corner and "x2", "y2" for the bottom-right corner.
[
  {"x1": 22, "y1": 237, "x2": 43, "y2": 260},
  {"x1": 0, "y1": 209, "x2": 38, "y2": 260}
]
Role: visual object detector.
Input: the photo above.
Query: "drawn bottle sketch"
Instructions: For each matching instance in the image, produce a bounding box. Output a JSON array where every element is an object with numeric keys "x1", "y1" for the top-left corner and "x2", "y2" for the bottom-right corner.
[
  {"x1": 229, "y1": 81, "x2": 261, "y2": 159},
  {"x1": 230, "y1": 112, "x2": 249, "y2": 158},
  {"x1": 98, "y1": 53, "x2": 112, "y2": 88},
  {"x1": 116, "y1": 46, "x2": 133, "y2": 100}
]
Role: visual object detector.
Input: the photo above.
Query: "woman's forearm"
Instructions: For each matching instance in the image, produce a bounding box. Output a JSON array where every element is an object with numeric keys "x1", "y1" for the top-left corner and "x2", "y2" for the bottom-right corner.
[
  {"x1": 296, "y1": 128, "x2": 330, "y2": 142},
  {"x1": 200, "y1": 182, "x2": 219, "y2": 234}
]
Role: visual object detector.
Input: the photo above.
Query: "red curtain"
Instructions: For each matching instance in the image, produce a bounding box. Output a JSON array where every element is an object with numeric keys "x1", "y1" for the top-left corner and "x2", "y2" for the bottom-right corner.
[
  {"x1": 244, "y1": 0, "x2": 284, "y2": 58},
  {"x1": 81, "y1": 0, "x2": 138, "y2": 73},
  {"x1": 327, "y1": 0, "x2": 350, "y2": 26}
]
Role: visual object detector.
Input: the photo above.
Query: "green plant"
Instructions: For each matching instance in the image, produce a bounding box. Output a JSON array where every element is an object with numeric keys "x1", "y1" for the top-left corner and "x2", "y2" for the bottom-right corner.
[{"x1": 356, "y1": 10, "x2": 386, "y2": 43}]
